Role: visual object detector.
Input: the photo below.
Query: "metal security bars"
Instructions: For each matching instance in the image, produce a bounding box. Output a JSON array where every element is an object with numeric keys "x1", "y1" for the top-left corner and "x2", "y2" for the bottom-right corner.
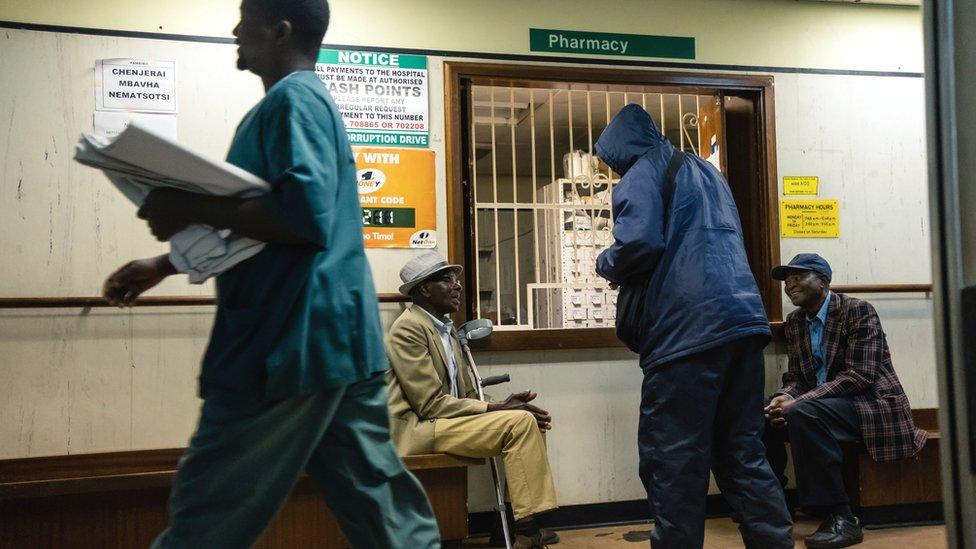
[{"x1": 468, "y1": 83, "x2": 716, "y2": 329}]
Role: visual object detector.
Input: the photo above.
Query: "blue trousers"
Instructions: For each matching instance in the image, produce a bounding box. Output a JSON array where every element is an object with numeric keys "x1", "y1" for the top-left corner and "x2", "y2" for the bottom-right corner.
[
  {"x1": 763, "y1": 397, "x2": 861, "y2": 509},
  {"x1": 639, "y1": 335, "x2": 793, "y2": 549},
  {"x1": 152, "y1": 374, "x2": 440, "y2": 549}
]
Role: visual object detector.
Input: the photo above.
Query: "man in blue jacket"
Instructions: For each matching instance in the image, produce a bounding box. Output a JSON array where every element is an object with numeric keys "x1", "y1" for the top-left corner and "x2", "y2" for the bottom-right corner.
[{"x1": 595, "y1": 104, "x2": 792, "y2": 548}]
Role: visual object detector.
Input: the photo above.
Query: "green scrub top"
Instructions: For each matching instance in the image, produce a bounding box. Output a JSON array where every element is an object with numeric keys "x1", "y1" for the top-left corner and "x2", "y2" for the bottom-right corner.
[{"x1": 200, "y1": 71, "x2": 387, "y2": 404}]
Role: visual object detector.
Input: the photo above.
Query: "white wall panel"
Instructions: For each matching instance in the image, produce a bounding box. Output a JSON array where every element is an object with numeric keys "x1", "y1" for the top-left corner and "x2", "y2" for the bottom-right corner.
[
  {"x1": 0, "y1": 30, "x2": 935, "y2": 511},
  {"x1": 774, "y1": 73, "x2": 937, "y2": 408}
]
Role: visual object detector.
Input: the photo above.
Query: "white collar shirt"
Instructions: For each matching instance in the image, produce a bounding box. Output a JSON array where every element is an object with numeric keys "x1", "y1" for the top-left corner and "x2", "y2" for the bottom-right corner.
[{"x1": 418, "y1": 308, "x2": 459, "y2": 398}]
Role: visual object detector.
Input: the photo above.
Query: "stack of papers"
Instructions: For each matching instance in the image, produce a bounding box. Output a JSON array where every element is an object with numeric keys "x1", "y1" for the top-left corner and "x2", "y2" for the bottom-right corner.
[{"x1": 75, "y1": 120, "x2": 270, "y2": 283}]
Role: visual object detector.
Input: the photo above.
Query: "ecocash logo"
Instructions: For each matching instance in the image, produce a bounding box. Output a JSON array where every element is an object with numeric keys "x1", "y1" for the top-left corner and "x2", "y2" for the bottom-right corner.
[
  {"x1": 357, "y1": 169, "x2": 386, "y2": 194},
  {"x1": 410, "y1": 230, "x2": 436, "y2": 249}
]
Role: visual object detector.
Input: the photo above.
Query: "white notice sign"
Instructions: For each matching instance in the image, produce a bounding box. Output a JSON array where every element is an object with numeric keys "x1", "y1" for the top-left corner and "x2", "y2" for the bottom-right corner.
[
  {"x1": 93, "y1": 111, "x2": 178, "y2": 141},
  {"x1": 95, "y1": 59, "x2": 177, "y2": 113},
  {"x1": 314, "y1": 49, "x2": 429, "y2": 148}
]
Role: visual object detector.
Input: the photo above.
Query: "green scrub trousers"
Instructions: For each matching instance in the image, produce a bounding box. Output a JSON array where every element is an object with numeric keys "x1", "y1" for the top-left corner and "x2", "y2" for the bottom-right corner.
[{"x1": 151, "y1": 374, "x2": 440, "y2": 548}]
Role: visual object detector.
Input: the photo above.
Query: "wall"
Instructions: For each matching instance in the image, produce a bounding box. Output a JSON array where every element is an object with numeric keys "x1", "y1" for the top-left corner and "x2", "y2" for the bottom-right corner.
[
  {"x1": 0, "y1": 0, "x2": 932, "y2": 511},
  {"x1": 0, "y1": 0, "x2": 922, "y2": 73},
  {"x1": 775, "y1": 72, "x2": 936, "y2": 408}
]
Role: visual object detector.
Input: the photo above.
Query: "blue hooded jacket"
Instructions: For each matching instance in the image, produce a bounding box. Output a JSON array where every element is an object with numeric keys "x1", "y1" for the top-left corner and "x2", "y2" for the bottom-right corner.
[{"x1": 595, "y1": 104, "x2": 770, "y2": 368}]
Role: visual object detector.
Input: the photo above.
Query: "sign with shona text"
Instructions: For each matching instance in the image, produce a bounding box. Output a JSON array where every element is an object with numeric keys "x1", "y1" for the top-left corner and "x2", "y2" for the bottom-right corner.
[
  {"x1": 316, "y1": 50, "x2": 429, "y2": 148},
  {"x1": 96, "y1": 59, "x2": 177, "y2": 113},
  {"x1": 355, "y1": 147, "x2": 436, "y2": 248},
  {"x1": 780, "y1": 199, "x2": 840, "y2": 238}
]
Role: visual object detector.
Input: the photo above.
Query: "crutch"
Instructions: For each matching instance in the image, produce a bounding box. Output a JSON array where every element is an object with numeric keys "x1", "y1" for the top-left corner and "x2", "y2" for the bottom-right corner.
[{"x1": 457, "y1": 319, "x2": 513, "y2": 549}]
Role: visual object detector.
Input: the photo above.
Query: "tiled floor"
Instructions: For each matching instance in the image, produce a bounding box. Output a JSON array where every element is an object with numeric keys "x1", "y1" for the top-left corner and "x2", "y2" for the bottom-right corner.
[{"x1": 463, "y1": 517, "x2": 946, "y2": 548}]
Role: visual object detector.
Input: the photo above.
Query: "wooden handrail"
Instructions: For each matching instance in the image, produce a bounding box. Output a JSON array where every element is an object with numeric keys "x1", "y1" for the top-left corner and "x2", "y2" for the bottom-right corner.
[
  {"x1": 0, "y1": 294, "x2": 409, "y2": 309},
  {"x1": 0, "y1": 284, "x2": 930, "y2": 309},
  {"x1": 830, "y1": 284, "x2": 931, "y2": 294}
]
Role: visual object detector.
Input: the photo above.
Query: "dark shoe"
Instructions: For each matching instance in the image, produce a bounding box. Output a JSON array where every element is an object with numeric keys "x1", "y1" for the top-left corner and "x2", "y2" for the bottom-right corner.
[
  {"x1": 804, "y1": 514, "x2": 863, "y2": 549},
  {"x1": 540, "y1": 528, "x2": 559, "y2": 544},
  {"x1": 513, "y1": 532, "x2": 544, "y2": 549}
]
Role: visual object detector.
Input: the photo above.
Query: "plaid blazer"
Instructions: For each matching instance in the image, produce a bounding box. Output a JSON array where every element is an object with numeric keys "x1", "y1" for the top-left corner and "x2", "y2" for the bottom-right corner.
[{"x1": 779, "y1": 293, "x2": 927, "y2": 461}]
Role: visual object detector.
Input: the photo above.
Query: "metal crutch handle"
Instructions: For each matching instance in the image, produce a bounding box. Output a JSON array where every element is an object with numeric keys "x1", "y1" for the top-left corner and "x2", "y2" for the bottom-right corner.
[{"x1": 481, "y1": 374, "x2": 511, "y2": 387}]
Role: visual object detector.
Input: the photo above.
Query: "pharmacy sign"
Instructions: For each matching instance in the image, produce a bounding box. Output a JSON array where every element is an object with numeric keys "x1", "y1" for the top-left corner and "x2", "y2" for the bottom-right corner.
[{"x1": 530, "y1": 28, "x2": 695, "y2": 60}]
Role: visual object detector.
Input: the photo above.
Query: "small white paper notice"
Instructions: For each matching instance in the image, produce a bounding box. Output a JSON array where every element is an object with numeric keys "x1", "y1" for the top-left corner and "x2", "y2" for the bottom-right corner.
[
  {"x1": 95, "y1": 58, "x2": 177, "y2": 113},
  {"x1": 93, "y1": 111, "x2": 178, "y2": 140}
]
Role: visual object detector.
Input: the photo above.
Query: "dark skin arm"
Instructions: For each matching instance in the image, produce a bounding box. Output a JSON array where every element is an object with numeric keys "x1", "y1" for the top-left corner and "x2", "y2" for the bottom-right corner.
[
  {"x1": 102, "y1": 253, "x2": 177, "y2": 307},
  {"x1": 103, "y1": 187, "x2": 314, "y2": 307},
  {"x1": 136, "y1": 187, "x2": 311, "y2": 246},
  {"x1": 487, "y1": 390, "x2": 552, "y2": 431},
  {"x1": 763, "y1": 394, "x2": 797, "y2": 429}
]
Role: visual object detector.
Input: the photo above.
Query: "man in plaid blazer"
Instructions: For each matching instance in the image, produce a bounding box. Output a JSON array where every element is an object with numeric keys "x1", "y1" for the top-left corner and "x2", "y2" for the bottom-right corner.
[{"x1": 763, "y1": 253, "x2": 927, "y2": 549}]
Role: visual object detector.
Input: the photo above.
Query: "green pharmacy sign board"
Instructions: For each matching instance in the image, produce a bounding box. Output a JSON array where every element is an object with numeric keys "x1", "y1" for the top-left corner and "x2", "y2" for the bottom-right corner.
[{"x1": 530, "y1": 28, "x2": 695, "y2": 60}]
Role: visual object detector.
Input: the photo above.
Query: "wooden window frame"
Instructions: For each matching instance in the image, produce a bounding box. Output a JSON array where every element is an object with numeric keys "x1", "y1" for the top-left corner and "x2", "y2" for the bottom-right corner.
[{"x1": 444, "y1": 62, "x2": 781, "y2": 351}]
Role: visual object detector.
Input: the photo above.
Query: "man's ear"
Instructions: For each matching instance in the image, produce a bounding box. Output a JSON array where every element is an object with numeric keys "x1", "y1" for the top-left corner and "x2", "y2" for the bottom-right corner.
[{"x1": 274, "y1": 20, "x2": 293, "y2": 45}]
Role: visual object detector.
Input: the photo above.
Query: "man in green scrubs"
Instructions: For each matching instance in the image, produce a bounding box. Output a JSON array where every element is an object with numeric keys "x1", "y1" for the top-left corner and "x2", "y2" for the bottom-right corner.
[{"x1": 101, "y1": 1, "x2": 440, "y2": 547}]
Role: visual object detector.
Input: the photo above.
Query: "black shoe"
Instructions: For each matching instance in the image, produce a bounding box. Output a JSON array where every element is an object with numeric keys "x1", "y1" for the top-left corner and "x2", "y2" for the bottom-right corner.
[
  {"x1": 804, "y1": 514, "x2": 863, "y2": 549},
  {"x1": 540, "y1": 528, "x2": 559, "y2": 544},
  {"x1": 513, "y1": 532, "x2": 544, "y2": 549}
]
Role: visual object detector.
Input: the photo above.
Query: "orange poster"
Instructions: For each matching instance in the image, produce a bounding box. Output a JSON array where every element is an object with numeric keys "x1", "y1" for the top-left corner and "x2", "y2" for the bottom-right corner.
[{"x1": 354, "y1": 147, "x2": 436, "y2": 248}]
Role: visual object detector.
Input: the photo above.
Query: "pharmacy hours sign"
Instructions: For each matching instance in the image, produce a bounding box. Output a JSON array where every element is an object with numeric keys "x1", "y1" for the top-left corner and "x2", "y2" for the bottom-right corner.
[
  {"x1": 780, "y1": 199, "x2": 840, "y2": 238},
  {"x1": 355, "y1": 147, "x2": 436, "y2": 248},
  {"x1": 316, "y1": 50, "x2": 429, "y2": 147}
]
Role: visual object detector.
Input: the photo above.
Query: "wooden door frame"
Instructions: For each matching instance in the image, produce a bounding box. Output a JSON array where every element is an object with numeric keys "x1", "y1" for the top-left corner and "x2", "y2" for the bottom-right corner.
[{"x1": 443, "y1": 62, "x2": 781, "y2": 351}]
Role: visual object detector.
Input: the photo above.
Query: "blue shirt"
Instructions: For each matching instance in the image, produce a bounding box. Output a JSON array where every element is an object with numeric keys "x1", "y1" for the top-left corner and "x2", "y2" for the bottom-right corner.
[
  {"x1": 808, "y1": 291, "x2": 832, "y2": 386},
  {"x1": 418, "y1": 308, "x2": 459, "y2": 397},
  {"x1": 200, "y1": 71, "x2": 387, "y2": 403}
]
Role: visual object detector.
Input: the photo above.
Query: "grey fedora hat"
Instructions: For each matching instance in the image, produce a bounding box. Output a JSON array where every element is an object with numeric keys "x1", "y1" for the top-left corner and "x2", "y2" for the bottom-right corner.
[{"x1": 398, "y1": 252, "x2": 463, "y2": 296}]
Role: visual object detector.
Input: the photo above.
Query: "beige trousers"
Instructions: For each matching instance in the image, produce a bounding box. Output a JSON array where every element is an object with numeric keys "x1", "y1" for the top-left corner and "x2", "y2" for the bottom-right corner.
[{"x1": 433, "y1": 410, "x2": 558, "y2": 521}]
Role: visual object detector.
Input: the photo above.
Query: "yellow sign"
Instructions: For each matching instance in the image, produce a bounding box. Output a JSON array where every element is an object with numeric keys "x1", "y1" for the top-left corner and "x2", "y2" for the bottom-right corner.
[
  {"x1": 780, "y1": 199, "x2": 839, "y2": 238},
  {"x1": 354, "y1": 147, "x2": 436, "y2": 248},
  {"x1": 783, "y1": 176, "x2": 819, "y2": 195}
]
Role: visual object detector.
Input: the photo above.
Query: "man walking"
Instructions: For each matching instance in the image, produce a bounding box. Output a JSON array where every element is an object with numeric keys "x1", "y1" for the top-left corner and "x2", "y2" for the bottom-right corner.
[{"x1": 101, "y1": 1, "x2": 440, "y2": 546}]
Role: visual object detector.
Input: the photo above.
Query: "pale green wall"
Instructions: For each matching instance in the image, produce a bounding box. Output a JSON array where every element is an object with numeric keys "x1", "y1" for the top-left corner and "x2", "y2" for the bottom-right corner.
[
  {"x1": 0, "y1": 0, "x2": 933, "y2": 510},
  {"x1": 0, "y1": 0, "x2": 922, "y2": 72}
]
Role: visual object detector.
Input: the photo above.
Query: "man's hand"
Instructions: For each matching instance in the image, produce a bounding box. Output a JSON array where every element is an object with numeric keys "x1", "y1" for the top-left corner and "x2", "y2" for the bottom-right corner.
[
  {"x1": 487, "y1": 390, "x2": 552, "y2": 431},
  {"x1": 137, "y1": 188, "x2": 196, "y2": 241},
  {"x1": 102, "y1": 255, "x2": 176, "y2": 307},
  {"x1": 764, "y1": 394, "x2": 796, "y2": 429}
]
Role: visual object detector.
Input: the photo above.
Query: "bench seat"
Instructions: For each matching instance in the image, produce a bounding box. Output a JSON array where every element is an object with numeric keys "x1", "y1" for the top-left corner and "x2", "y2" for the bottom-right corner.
[
  {"x1": 0, "y1": 448, "x2": 481, "y2": 547},
  {"x1": 842, "y1": 409, "x2": 943, "y2": 525}
]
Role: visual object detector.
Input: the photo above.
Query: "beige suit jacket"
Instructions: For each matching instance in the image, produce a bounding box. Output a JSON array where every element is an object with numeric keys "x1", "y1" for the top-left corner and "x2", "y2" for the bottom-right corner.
[{"x1": 385, "y1": 305, "x2": 488, "y2": 455}]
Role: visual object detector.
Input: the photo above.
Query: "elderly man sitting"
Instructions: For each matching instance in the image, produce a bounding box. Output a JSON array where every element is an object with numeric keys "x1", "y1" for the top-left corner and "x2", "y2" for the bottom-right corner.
[
  {"x1": 385, "y1": 252, "x2": 558, "y2": 549},
  {"x1": 764, "y1": 253, "x2": 927, "y2": 549}
]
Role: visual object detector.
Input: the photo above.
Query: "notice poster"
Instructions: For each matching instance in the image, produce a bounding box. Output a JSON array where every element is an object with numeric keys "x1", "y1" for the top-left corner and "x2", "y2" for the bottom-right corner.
[
  {"x1": 95, "y1": 59, "x2": 177, "y2": 113},
  {"x1": 93, "y1": 111, "x2": 178, "y2": 140},
  {"x1": 780, "y1": 199, "x2": 840, "y2": 238},
  {"x1": 356, "y1": 147, "x2": 436, "y2": 248},
  {"x1": 316, "y1": 50, "x2": 429, "y2": 147},
  {"x1": 783, "y1": 176, "x2": 819, "y2": 196}
]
